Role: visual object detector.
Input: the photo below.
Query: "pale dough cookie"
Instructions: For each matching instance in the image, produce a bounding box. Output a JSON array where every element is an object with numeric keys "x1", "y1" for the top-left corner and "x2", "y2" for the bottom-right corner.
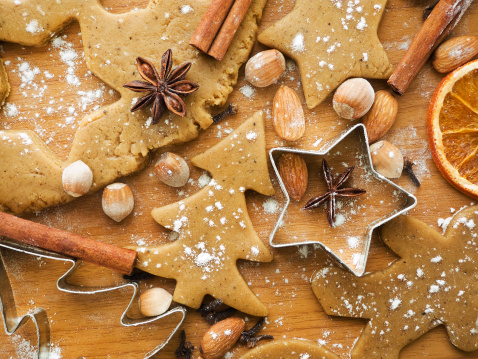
[
  {"x1": 240, "y1": 339, "x2": 340, "y2": 359},
  {"x1": 0, "y1": 0, "x2": 267, "y2": 213},
  {"x1": 131, "y1": 112, "x2": 274, "y2": 316},
  {"x1": 312, "y1": 206, "x2": 478, "y2": 359},
  {"x1": 0, "y1": 59, "x2": 9, "y2": 107},
  {"x1": 258, "y1": 0, "x2": 393, "y2": 109}
]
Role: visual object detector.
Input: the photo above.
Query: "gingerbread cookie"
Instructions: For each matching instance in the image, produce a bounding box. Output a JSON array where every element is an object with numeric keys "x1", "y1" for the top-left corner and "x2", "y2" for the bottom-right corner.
[
  {"x1": 0, "y1": 0, "x2": 267, "y2": 213},
  {"x1": 240, "y1": 339, "x2": 340, "y2": 359},
  {"x1": 258, "y1": 0, "x2": 393, "y2": 109},
  {"x1": 312, "y1": 206, "x2": 478, "y2": 359},
  {"x1": 131, "y1": 112, "x2": 274, "y2": 316},
  {"x1": 0, "y1": 59, "x2": 9, "y2": 107}
]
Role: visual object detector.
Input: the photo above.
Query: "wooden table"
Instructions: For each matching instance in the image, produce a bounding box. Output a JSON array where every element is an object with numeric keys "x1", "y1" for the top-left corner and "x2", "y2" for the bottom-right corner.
[{"x1": 1, "y1": 0, "x2": 478, "y2": 358}]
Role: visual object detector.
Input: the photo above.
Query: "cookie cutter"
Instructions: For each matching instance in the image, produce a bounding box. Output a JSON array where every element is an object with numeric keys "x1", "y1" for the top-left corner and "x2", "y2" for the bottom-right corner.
[
  {"x1": 0, "y1": 238, "x2": 186, "y2": 359},
  {"x1": 268, "y1": 123, "x2": 417, "y2": 276}
]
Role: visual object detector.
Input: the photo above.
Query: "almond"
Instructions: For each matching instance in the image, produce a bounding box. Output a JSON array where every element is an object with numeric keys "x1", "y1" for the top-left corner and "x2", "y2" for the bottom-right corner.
[
  {"x1": 272, "y1": 85, "x2": 305, "y2": 141},
  {"x1": 200, "y1": 317, "x2": 245, "y2": 359},
  {"x1": 333, "y1": 78, "x2": 374, "y2": 120},
  {"x1": 245, "y1": 49, "x2": 286, "y2": 87},
  {"x1": 278, "y1": 153, "x2": 308, "y2": 201},
  {"x1": 433, "y1": 36, "x2": 478, "y2": 73},
  {"x1": 362, "y1": 90, "x2": 398, "y2": 143}
]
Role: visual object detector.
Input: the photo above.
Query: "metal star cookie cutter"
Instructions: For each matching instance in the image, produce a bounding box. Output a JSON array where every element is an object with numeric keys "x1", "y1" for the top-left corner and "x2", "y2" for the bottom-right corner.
[
  {"x1": 268, "y1": 123, "x2": 417, "y2": 276},
  {"x1": 0, "y1": 239, "x2": 186, "y2": 359}
]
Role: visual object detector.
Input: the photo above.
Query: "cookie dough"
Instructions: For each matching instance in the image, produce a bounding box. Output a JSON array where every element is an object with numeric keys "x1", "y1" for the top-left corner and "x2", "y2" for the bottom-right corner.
[
  {"x1": 239, "y1": 339, "x2": 341, "y2": 359},
  {"x1": 258, "y1": 0, "x2": 393, "y2": 109},
  {"x1": 0, "y1": 0, "x2": 267, "y2": 213},
  {"x1": 312, "y1": 206, "x2": 478, "y2": 358},
  {"x1": 131, "y1": 112, "x2": 275, "y2": 316}
]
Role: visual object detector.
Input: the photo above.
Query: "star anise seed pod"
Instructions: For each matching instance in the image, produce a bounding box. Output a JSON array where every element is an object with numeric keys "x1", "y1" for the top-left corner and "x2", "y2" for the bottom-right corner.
[
  {"x1": 123, "y1": 49, "x2": 199, "y2": 124},
  {"x1": 303, "y1": 158, "x2": 366, "y2": 227}
]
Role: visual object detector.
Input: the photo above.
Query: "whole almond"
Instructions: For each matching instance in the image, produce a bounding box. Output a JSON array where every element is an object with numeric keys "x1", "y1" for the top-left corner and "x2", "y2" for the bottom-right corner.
[
  {"x1": 272, "y1": 85, "x2": 305, "y2": 141},
  {"x1": 433, "y1": 36, "x2": 478, "y2": 73},
  {"x1": 245, "y1": 49, "x2": 286, "y2": 87},
  {"x1": 278, "y1": 153, "x2": 308, "y2": 201},
  {"x1": 200, "y1": 317, "x2": 245, "y2": 359},
  {"x1": 362, "y1": 90, "x2": 398, "y2": 143}
]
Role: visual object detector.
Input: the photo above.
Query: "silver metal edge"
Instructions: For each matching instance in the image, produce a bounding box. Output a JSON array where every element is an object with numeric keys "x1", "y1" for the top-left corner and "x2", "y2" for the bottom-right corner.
[
  {"x1": 0, "y1": 240, "x2": 186, "y2": 358},
  {"x1": 268, "y1": 123, "x2": 417, "y2": 276}
]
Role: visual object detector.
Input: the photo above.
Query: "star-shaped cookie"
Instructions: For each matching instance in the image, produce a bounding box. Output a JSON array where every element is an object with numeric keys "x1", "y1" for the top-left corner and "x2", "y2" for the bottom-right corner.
[
  {"x1": 131, "y1": 112, "x2": 275, "y2": 316},
  {"x1": 313, "y1": 206, "x2": 478, "y2": 358},
  {"x1": 258, "y1": 0, "x2": 393, "y2": 109}
]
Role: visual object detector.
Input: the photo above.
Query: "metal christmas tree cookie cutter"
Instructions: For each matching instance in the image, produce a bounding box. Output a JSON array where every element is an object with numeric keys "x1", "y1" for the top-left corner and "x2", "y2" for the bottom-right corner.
[
  {"x1": 268, "y1": 124, "x2": 417, "y2": 276},
  {"x1": 0, "y1": 239, "x2": 186, "y2": 359}
]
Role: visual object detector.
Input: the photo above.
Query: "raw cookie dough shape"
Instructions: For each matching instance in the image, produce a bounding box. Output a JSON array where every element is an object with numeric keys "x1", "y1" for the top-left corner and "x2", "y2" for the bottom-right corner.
[
  {"x1": 312, "y1": 206, "x2": 478, "y2": 359},
  {"x1": 0, "y1": 0, "x2": 267, "y2": 213},
  {"x1": 131, "y1": 112, "x2": 274, "y2": 316},
  {"x1": 239, "y1": 339, "x2": 341, "y2": 359},
  {"x1": 258, "y1": 0, "x2": 393, "y2": 109},
  {"x1": 0, "y1": 239, "x2": 186, "y2": 358}
]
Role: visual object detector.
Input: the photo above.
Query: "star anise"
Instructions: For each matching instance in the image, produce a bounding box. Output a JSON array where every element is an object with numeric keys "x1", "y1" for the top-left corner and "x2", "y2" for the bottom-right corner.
[
  {"x1": 303, "y1": 159, "x2": 366, "y2": 227},
  {"x1": 123, "y1": 49, "x2": 199, "y2": 124}
]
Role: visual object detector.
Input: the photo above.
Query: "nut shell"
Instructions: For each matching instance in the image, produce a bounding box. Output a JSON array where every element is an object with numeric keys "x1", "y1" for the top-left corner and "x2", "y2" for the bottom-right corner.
[
  {"x1": 370, "y1": 141, "x2": 404, "y2": 179},
  {"x1": 245, "y1": 49, "x2": 286, "y2": 87},
  {"x1": 362, "y1": 90, "x2": 398, "y2": 143},
  {"x1": 333, "y1": 78, "x2": 375, "y2": 120},
  {"x1": 278, "y1": 153, "x2": 308, "y2": 201},
  {"x1": 154, "y1": 152, "x2": 190, "y2": 187},
  {"x1": 200, "y1": 317, "x2": 245, "y2": 359},
  {"x1": 272, "y1": 85, "x2": 305, "y2": 141},
  {"x1": 102, "y1": 183, "x2": 134, "y2": 222},
  {"x1": 139, "y1": 288, "x2": 173, "y2": 317},
  {"x1": 433, "y1": 36, "x2": 478, "y2": 73},
  {"x1": 62, "y1": 160, "x2": 93, "y2": 197}
]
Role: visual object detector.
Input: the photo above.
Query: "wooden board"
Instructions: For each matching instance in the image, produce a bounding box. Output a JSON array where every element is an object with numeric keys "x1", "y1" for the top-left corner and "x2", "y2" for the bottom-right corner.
[{"x1": 1, "y1": 0, "x2": 478, "y2": 357}]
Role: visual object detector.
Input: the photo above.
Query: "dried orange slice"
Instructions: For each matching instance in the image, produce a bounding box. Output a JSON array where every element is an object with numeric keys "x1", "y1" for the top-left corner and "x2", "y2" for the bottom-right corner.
[{"x1": 428, "y1": 59, "x2": 478, "y2": 198}]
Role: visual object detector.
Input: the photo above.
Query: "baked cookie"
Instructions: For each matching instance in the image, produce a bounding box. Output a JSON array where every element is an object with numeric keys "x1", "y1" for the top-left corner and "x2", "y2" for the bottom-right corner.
[
  {"x1": 131, "y1": 112, "x2": 275, "y2": 316},
  {"x1": 0, "y1": 0, "x2": 267, "y2": 213},
  {"x1": 258, "y1": 0, "x2": 393, "y2": 109},
  {"x1": 312, "y1": 206, "x2": 478, "y2": 358},
  {"x1": 239, "y1": 339, "x2": 340, "y2": 359}
]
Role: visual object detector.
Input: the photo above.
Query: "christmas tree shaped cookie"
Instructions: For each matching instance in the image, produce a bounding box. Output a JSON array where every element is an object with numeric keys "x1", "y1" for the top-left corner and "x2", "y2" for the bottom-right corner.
[
  {"x1": 132, "y1": 112, "x2": 274, "y2": 316},
  {"x1": 312, "y1": 206, "x2": 478, "y2": 358},
  {"x1": 258, "y1": 0, "x2": 393, "y2": 109}
]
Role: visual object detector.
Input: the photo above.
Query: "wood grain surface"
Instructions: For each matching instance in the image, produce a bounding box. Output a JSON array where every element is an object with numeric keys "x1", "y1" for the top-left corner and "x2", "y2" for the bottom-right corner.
[{"x1": 1, "y1": 0, "x2": 478, "y2": 358}]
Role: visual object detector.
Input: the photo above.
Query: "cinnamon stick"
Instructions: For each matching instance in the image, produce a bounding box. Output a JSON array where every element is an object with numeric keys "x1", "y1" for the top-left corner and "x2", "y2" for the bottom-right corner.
[
  {"x1": 0, "y1": 212, "x2": 136, "y2": 275},
  {"x1": 190, "y1": 0, "x2": 236, "y2": 53},
  {"x1": 387, "y1": 0, "x2": 473, "y2": 95},
  {"x1": 208, "y1": 0, "x2": 252, "y2": 61}
]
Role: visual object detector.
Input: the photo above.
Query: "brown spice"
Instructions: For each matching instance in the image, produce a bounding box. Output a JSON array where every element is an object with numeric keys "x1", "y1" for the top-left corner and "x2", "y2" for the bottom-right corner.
[{"x1": 123, "y1": 49, "x2": 199, "y2": 124}]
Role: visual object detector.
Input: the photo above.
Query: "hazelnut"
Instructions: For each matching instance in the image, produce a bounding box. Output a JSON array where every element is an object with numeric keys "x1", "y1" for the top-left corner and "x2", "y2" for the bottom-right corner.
[
  {"x1": 369, "y1": 141, "x2": 404, "y2": 179},
  {"x1": 333, "y1": 78, "x2": 375, "y2": 120},
  {"x1": 139, "y1": 288, "x2": 173, "y2": 317},
  {"x1": 245, "y1": 49, "x2": 286, "y2": 87},
  {"x1": 154, "y1": 152, "x2": 190, "y2": 187},
  {"x1": 102, "y1": 183, "x2": 134, "y2": 222},
  {"x1": 62, "y1": 160, "x2": 93, "y2": 197}
]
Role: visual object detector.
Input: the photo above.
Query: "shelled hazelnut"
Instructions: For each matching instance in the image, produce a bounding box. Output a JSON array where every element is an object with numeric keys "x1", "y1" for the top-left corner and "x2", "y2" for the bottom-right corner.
[
  {"x1": 62, "y1": 160, "x2": 93, "y2": 197},
  {"x1": 333, "y1": 78, "x2": 374, "y2": 120},
  {"x1": 102, "y1": 183, "x2": 134, "y2": 222},
  {"x1": 154, "y1": 152, "x2": 190, "y2": 188}
]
